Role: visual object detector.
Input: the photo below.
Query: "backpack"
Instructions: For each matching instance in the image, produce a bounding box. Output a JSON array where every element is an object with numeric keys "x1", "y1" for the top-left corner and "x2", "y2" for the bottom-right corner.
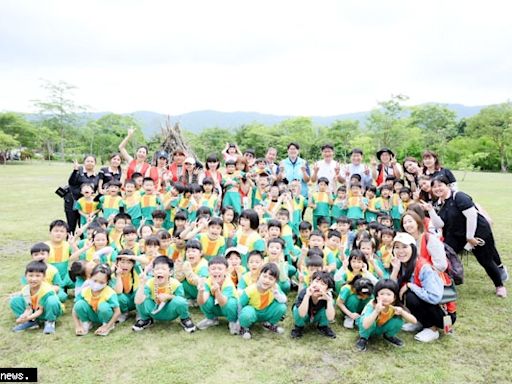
[
  {"x1": 444, "y1": 242, "x2": 464, "y2": 285},
  {"x1": 422, "y1": 233, "x2": 464, "y2": 285}
]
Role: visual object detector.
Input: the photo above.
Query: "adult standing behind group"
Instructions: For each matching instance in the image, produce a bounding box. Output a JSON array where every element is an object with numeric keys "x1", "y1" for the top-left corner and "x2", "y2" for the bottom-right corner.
[
  {"x1": 431, "y1": 176, "x2": 508, "y2": 297},
  {"x1": 344, "y1": 148, "x2": 373, "y2": 189},
  {"x1": 118, "y1": 128, "x2": 150, "y2": 181},
  {"x1": 65, "y1": 155, "x2": 99, "y2": 234},
  {"x1": 97, "y1": 153, "x2": 122, "y2": 195},
  {"x1": 277, "y1": 142, "x2": 310, "y2": 198},
  {"x1": 372, "y1": 147, "x2": 402, "y2": 187},
  {"x1": 310, "y1": 143, "x2": 345, "y2": 194}
]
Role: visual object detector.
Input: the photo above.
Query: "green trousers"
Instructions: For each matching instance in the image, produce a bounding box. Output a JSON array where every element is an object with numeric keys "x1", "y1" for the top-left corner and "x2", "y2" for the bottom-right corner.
[
  {"x1": 117, "y1": 292, "x2": 136, "y2": 313},
  {"x1": 357, "y1": 316, "x2": 404, "y2": 339},
  {"x1": 199, "y1": 296, "x2": 238, "y2": 322},
  {"x1": 292, "y1": 305, "x2": 329, "y2": 327},
  {"x1": 10, "y1": 294, "x2": 63, "y2": 322},
  {"x1": 182, "y1": 280, "x2": 198, "y2": 300},
  {"x1": 74, "y1": 299, "x2": 114, "y2": 324},
  {"x1": 239, "y1": 300, "x2": 287, "y2": 328},
  {"x1": 136, "y1": 296, "x2": 190, "y2": 321},
  {"x1": 223, "y1": 191, "x2": 242, "y2": 215},
  {"x1": 342, "y1": 294, "x2": 370, "y2": 316}
]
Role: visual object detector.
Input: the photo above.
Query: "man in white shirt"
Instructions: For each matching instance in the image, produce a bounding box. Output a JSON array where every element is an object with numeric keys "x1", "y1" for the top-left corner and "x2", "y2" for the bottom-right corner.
[{"x1": 310, "y1": 143, "x2": 345, "y2": 193}]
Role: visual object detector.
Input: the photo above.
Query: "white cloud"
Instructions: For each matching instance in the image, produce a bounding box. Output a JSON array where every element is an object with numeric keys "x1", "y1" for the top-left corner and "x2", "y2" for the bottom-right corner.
[{"x1": 1, "y1": 0, "x2": 511, "y2": 115}]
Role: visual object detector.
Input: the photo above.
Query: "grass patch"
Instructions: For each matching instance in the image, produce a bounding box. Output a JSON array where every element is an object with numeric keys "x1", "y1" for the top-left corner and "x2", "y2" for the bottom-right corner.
[{"x1": 1, "y1": 163, "x2": 511, "y2": 384}]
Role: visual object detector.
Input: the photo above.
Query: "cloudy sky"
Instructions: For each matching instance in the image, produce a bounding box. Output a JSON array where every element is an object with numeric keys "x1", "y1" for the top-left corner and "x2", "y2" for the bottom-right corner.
[{"x1": 1, "y1": 0, "x2": 510, "y2": 116}]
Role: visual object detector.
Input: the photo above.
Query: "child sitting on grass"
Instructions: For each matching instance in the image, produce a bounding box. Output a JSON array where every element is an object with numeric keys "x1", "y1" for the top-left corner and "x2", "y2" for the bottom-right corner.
[
  {"x1": 196, "y1": 256, "x2": 240, "y2": 335},
  {"x1": 10, "y1": 261, "x2": 63, "y2": 334},
  {"x1": 337, "y1": 275, "x2": 374, "y2": 329},
  {"x1": 72, "y1": 264, "x2": 120, "y2": 336},
  {"x1": 132, "y1": 256, "x2": 196, "y2": 333},
  {"x1": 355, "y1": 279, "x2": 417, "y2": 352},
  {"x1": 291, "y1": 271, "x2": 336, "y2": 339},
  {"x1": 238, "y1": 263, "x2": 287, "y2": 340}
]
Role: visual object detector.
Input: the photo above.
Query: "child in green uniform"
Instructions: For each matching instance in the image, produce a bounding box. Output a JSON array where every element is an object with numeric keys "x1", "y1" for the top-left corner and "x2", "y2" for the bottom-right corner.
[
  {"x1": 46, "y1": 220, "x2": 74, "y2": 289},
  {"x1": 331, "y1": 185, "x2": 348, "y2": 222},
  {"x1": 112, "y1": 249, "x2": 142, "y2": 322},
  {"x1": 337, "y1": 275, "x2": 373, "y2": 329},
  {"x1": 140, "y1": 177, "x2": 162, "y2": 225},
  {"x1": 123, "y1": 180, "x2": 142, "y2": 228},
  {"x1": 265, "y1": 238, "x2": 291, "y2": 294},
  {"x1": 239, "y1": 263, "x2": 288, "y2": 340},
  {"x1": 196, "y1": 256, "x2": 240, "y2": 334},
  {"x1": 291, "y1": 271, "x2": 336, "y2": 339},
  {"x1": 99, "y1": 180, "x2": 124, "y2": 221},
  {"x1": 238, "y1": 250, "x2": 264, "y2": 292},
  {"x1": 222, "y1": 160, "x2": 242, "y2": 214},
  {"x1": 309, "y1": 177, "x2": 333, "y2": 230},
  {"x1": 364, "y1": 186, "x2": 379, "y2": 223},
  {"x1": 74, "y1": 183, "x2": 100, "y2": 227},
  {"x1": 73, "y1": 264, "x2": 120, "y2": 336},
  {"x1": 355, "y1": 279, "x2": 417, "y2": 352},
  {"x1": 174, "y1": 239, "x2": 209, "y2": 304},
  {"x1": 132, "y1": 256, "x2": 196, "y2": 333},
  {"x1": 298, "y1": 253, "x2": 323, "y2": 291},
  {"x1": 23, "y1": 242, "x2": 67, "y2": 303},
  {"x1": 10, "y1": 261, "x2": 63, "y2": 334}
]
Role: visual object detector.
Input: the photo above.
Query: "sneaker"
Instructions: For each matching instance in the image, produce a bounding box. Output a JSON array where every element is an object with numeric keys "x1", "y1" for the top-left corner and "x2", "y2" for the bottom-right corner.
[
  {"x1": 355, "y1": 337, "x2": 368, "y2": 352},
  {"x1": 496, "y1": 286, "x2": 507, "y2": 298},
  {"x1": 240, "y1": 327, "x2": 252, "y2": 340},
  {"x1": 383, "y1": 334, "x2": 404, "y2": 347},
  {"x1": 499, "y1": 265, "x2": 509, "y2": 283},
  {"x1": 317, "y1": 325, "x2": 336, "y2": 339},
  {"x1": 132, "y1": 318, "x2": 154, "y2": 332},
  {"x1": 343, "y1": 317, "x2": 355, "y2": 329},
  {"x1": 43, "y1": 321, "x2": 56, "y2": 334},
  {"x1": 402, "y1": 322, "x2": 423, "y2": 332},
  {"x1": 414, "y1": 328, "x2": 440, "y2": 343},
  {"x1": 188, "y1": 299, "x2": 199, "y2": 308},
  {"x1": 12, "y1": 320, "x2": 39, "y2": 332},
  {"x1": 228, "y1": 321, "x2": 240, "y2": 335},
  {"x1": 116, "y1": 312, "x2": 129, "y2": 324},
  {"x1": 290, "y1": 326, "x2": 304, "y2": 339},
  {"x1": 180, "y1": 318, "x2": 197, "y2": 333},
  {"x1": 262, "y1": 322, "x2": 285, "y2": 334},
  {"x1": 197, "y1": 317, "x2": 219, "y2": 330}
]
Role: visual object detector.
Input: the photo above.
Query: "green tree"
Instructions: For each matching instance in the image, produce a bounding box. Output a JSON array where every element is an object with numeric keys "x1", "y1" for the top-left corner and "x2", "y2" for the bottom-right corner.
[
  {"x1": 366, "y1": 94, "x2": 409, "y2": 149},
  {"x1": 466, "y1": 103, "x2": 512, "y2": 172},
  {"x1": 0, "y1": 113, "x2": 38, "y2": 149},
  {"x1": 408, "y1": 104, "x2": 458, "y2": 156},
  {"x1": 323, "y1": 120, "x2": 360, "y2": 161},
  {"x1": 32, "y1": 80, "x2": 86, "y2": 159},
  {"x1": 82, "y1": 114, "x2": 144, "y2": 162}
]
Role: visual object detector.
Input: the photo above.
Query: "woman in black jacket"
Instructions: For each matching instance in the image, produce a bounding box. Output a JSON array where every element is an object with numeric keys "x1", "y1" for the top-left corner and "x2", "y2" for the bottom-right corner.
[{"x1": 65, "y1": 155, "x2": 99, "y2": 233}]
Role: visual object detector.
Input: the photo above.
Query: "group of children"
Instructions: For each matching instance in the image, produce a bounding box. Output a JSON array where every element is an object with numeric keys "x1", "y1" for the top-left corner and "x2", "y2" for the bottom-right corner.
[{"x1": 10, "y1": 151, "x2": 454, "y2": 351}]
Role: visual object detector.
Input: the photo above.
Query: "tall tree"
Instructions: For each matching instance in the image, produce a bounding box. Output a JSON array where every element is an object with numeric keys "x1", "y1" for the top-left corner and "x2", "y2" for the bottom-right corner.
[{"x1": 32, "y1": 80, "x2": 86, "y2": 159}]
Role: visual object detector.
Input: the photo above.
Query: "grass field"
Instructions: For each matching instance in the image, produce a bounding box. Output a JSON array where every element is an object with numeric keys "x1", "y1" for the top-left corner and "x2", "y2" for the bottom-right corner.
[{"x1": 1, "y1": 162, "x2": 511, "y2": 384}]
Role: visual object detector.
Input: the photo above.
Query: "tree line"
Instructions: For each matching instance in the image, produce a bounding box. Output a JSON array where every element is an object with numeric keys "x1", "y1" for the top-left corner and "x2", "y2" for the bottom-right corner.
[{"x1": 0, "y1": 81, "x2": 511, "y2": 171}]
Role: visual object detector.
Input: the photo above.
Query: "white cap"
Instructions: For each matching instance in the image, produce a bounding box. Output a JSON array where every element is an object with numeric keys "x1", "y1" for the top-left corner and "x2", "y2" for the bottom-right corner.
[{"x1": 184, "y1": 157, "x2": 196, "y2": 165}]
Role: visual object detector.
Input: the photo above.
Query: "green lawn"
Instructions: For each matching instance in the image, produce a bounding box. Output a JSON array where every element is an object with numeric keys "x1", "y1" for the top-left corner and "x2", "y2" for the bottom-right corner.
[{"x1": 1, "y1": 162, "x2": 511, "y2": 384}]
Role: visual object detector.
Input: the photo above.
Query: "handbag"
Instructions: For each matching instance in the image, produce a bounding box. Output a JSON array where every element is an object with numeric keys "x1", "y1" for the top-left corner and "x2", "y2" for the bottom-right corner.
[
  {"x1": 439, "y1": 280, "x2": 457, "y2": 304},
  {"x1": 55, "y1": 185, "x2": 70, "y2": 198}
]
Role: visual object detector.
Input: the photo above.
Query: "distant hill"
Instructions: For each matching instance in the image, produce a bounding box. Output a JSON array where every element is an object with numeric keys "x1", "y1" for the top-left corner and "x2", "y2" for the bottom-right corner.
[{"x1": 25, "y1": 104, "x2": 486, "y2": 138}]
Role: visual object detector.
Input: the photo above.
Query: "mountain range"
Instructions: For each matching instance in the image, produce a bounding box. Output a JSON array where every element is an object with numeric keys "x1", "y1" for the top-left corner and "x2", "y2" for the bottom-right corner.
[{"x1": 29, "y1": 104, "x2": 486, "y2": 137}]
